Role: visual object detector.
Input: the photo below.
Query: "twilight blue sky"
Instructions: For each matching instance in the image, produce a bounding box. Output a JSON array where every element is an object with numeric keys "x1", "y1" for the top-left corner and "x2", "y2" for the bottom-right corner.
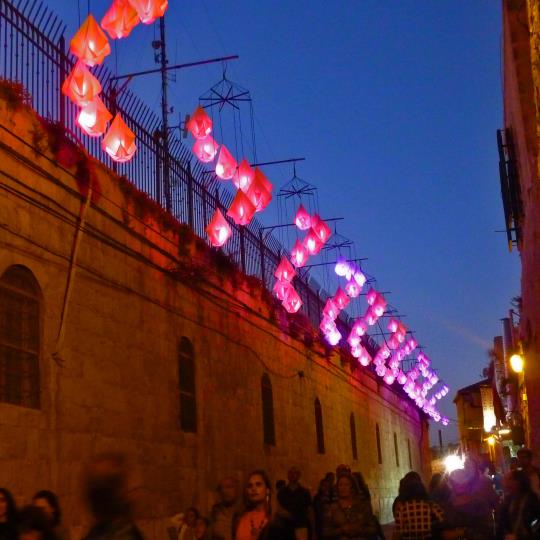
[{"x1": 50, "y1": 0, "x2": 521, "y2": 443}]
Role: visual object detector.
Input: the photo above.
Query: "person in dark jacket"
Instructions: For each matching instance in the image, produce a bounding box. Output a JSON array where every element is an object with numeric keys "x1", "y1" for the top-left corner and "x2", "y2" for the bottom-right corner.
[
  {"x1": 33, "y1": 490, "x2": 70, "y2": 540},
  {"x1": 0, "y1": 488, "x2": 18, "y2": 540}
]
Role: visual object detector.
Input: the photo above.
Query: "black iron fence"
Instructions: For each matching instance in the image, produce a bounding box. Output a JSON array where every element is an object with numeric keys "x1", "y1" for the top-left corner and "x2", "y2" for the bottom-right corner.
[{"x1": 0, "y1": 0, "x2": 360, "y2": 338}]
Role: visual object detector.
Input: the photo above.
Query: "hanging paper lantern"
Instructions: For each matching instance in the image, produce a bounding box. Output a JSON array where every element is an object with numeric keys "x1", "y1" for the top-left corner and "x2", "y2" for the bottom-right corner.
[
  {"x1": 384, "y1": 373, "x2": 395, "y2": 385},
  {"x1": 397, "y1": 371, "x2": 407, "y2": 385},
  {"x1": 61, "y1": 60, "x2": 102, "y2": 106},
  {"x1": 226, "y1": 190, "x2": 256, "y2": 226},
  {"x1": 325, "y1": 327, "x2": 342, "y2": 346},
  {"x1": 302, "y1": 229, "x2": 323, "y2": 255},
  {"x1": 358, "y1": 348, "x2": 372, "y2": 367},
  {"x1": 347, "y1": 333, "x2": 361, "y2": 348},
  {"x1": 333, "y1": 288, "x2": 349, "y2": 310},
  {"x1": 205, "y1": 209, "x2": 232, "y2": 247},
  {"x1": 77, "y1": 96, "x2": 112, "y2": 137},
  {"x1": 364, "y1": 306, "x2": 379, "y2": 326},
  {"x1": 215, "y1": 145, "x2": 237, "y2": 180},
  {"x1": 352, "y1": 319, "x2": 367, "y2": 337},
  {"x1": 311, "y1": 214, "x2": 332, "y2": 244},
  {"x1": 274, "y1": 256, "x2": 296, "y2": 282},
  {"x1": 233, "y1": 159, "x2": 254, "y2": 192},
  {"x1": 246, "y1": 173, "x2": 272, "y2": 212},
  {"x1": 290, "y1": 240, "x2": 308, "y2": 268},
  {"x1": 345, "y1": 279, "x2": 361, "y2": 298},
  {"x1": 128, "y1": 0, "x2": 168, "y2": 24},
  {"x1": 253, "y1": 168, "x2": 273, "y2": 193},
  {"x1": 102, "y1": 114, "x2": 137, "y2": 163},
  {"x1": 70, "y1": 15, "x2": 111, "y2": 67},
  {"x1": 187, "y1": 106, "x2": 212, "y2": 139},
  {"x1": 352, "y1": 270, "x2": 366, "y2": 287},
  {"x1": 320, "y1": 317, "x2": 336, "y2": 335},
  {"x1": 273, "y1": 279, "x2": 292, "y2": 301},
  {"x1": 101, "y1": 0, "x2": 139, "y2": 39},
  {"x1": 282, "y1": 288, "x2": 302, "y2": 314},
  {"x1": 192, "y1": 135, "x2": 219, "y2": 163},
  {"x1": 366, "y1": 289, "x2": 378, "y2": 306},
  {"x1": 323, "y1": 299, "x2": 339, "y2": 320},
  {"x1": 294, "y1": 204, "x2": 311, "y2": 231},
  {"x1": 334, "y1": 256, "x2": 350, "y2": 277}
]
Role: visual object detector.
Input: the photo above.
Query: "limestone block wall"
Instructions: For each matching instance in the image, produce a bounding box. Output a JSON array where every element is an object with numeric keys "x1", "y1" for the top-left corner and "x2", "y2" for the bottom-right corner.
[{"x1": 0, "y1": 96, "x2": 430, "y2": 537}]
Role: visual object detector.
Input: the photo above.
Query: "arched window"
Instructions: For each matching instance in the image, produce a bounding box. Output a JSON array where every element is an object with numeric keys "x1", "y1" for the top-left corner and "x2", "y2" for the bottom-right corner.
[
  {"x1": 350, "y1": 413, "x2": 358, "y2": 460},
  {"x1": 178, "y1": 337, "x2": 196, "y2": 433},
  {"x1": 261, "y1": 373, "x2": 276, "y2": 446},
  {"x1": 407, "y1": 438, "x2": 412, "y2": 469},
  {"x1": 315, "y1": 398, "x2": 325, "y2": 454},
  {"x1": 394, "y1": 432, "x2": 400, "y2": 467},
  {"x1": 0, "y1": 265, "x2": 41, "y2": 409},
  {"x1": 376, "y1": 423, "x2": 382, "y2": 464}
]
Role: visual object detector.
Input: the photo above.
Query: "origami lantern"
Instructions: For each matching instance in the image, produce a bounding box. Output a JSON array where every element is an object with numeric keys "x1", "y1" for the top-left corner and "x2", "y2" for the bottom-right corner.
[
  {"x1": 350, "y1": 345, "x2": 362, "y2": 358},
  {"x1": 388, "y1": 319, "x2": 399, "y2": 333},
  {"x1": 366, "y1": 289, "x2": 378, "y2": 306},
  {"x1": 323, "y1": 299, "x2": 339, "y2": 320},
  {"x1": 227, "y1": 190, "x2": 255, "y2": 226},
  {"x1": 375, "y1": 365, "x2": 387, "y2": 378},
  {"x1": 335, "y1": 256, "x2": 350, "y2": 277},
  {"x1": 333, "y1": 287, "x2": 349, "y2": 310},
  {"x1": 274, "y1": 256, "x2": 296, "y2": 282},
  {"x1": 352, "y1": 319, "x2": 367, "y2": 337},
  {"x1": 345, "y1": 279, "x2": 361, "y2": 298},
  {"x1": 273, "y1": 279, "x2": 292, "y2": 301},
  {"x1": 311, "y1": 214, "x2": 331, "y2": 244},
  {"x1": 353, "y1": 270, "x2": 367, "y2": 287},
  {"x1": 384, "y1": 373, "x2": 395, "y2": 385},
  {"x1": 187, "y1": 106, "x2": 212, "y2": 139},
  {"x1": 246, "y1": 173, "x2": 272, "y2": 212},
  {"x1": 205, "y1": 209, "x2": 231, "y2": 247},
  {"x1": 102, "y1": 114, "x2": 137, "y2": 163},
  {"x1": 192, "y1": 135, "x2": 219, "y2": 163},
  {"x1": 364, "y1": 306, "x2": 378, "y2": 326},
  {"x1": 302, "y1": 229, "x2": 323, "y2": 255},
  {"x1": 282, "y1": 287, "x2": 302, "y2": 314},
  {"x1": 233, "y1": 159, "x2": 254, "y2": 192},
  {"x1": 358, "y1": 348, "x2": 372, "y2": 367},
  {"x1": 373, "y1": 295, "x2": 387, "y2": 317},
  {"x1": 294, "y1": 204, "x2": 311, "y2": 231},
  {"x1": 388, "y1": 336, "x2": 400, "y2": 350},
  {"x1": 320, "y1": 317, "x2": 336, "y2": 335},
  {"x1": 215, "y1": 145, "x2": 237, "y2": 180},
  {"x1": 70, "y1": 15, "x2": 111, "y2": 67},
  {"x1": 128, "y1": 0, "x2": 168, "y2": 24},
  {"x1": 253, "y1": 168, "x2": 273, "y2": 193},
  {"x1": 325, "y1": 327, "x2": 342, "y2": 346},
  {"x1": 397, "y1": 371, "x2": 407, "y2": 385},
  {"x1": 347, "y1": 333, "x2": 361, "y2": 348},
  {"x1": 77, "y1": 96, "x2": 112, "y2": 137},
  {"x1": 441, "y1": 417, "x2": 449, "y2": 426},
  {"x1": 290, "y1": 240, "x2": 308, "y2": 268},
  {"x1": 61, "y1": 60, "x2": 102, "y2": 106},
  {"x1": 101, "y1": 0, "x2": 139, "y2": 39}
]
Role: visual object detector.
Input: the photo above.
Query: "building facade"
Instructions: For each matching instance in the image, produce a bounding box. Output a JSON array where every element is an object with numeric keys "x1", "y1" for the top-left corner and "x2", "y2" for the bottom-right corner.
[
  {"x1": 0, "y1": 94, "x2": 431, "y2": 537},
  {"x1": 500, "y1": 0, "x2": 540, "y2": 454}
]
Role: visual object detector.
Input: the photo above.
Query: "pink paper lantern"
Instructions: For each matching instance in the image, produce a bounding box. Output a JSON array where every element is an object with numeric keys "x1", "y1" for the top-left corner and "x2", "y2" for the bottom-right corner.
[
  {"x1": 187, "y1": 106, "x2": 212, "y2": 139},
  {"x1": 205, "y1": 209, "x2": 232, "y2": 247},
  {"x1": 246, "y1": 170, "x2": 272, "y2": 212},
  {"x1": 333, "y1": 287, "x2": 349, "y2": 310},
  {"x1": 364, "y1": 306, "x2": 378, "y2": 326},
  {"x1": 227, "y1": 190, "x2": 256, "y2": 226},
  {"x1": 101, "y1": 0, "x2": 139, "y2": 39},
  {"x1": 325, "y1": 327, "x2": 342, "y2": 346},
  {"x1": 273, "y1": 279, "x2": 292, "y2": 301},
  {"x1": 345, "y1": 279, "x2": 361, "y2": 298},
  {"x1": 359, "y1": 348, "x2": 372, "y2": 367},
  {"x1": 347, "y1": 333, "x2": 361, "y2": 348},
  {"x1": 366, "y1": 288, "x2": 378, "y2": 306},
  {"x1": 388, "y1": 319, "x2": 399, "y2": 333},
  {"x1": 320, "y1": 317, "x2": 336, "y2": 335},
  {"x1": 373, "y1": 295, "x2": 387, "y2": 317},
  {"x1": 294, "y1": 204, "x2": 311, "y2": 231},
  {"x1": 215, "y1": 145, "x2": 237, "y2": 180},
  {"x1": 102, "y1": 113, "x2": 137, "y2": 163},
  {"x1": 253, "y1": 168, "x2": 273, "y2": 192},
  {"x1": 290, "y1": 240, "x2": 308, "y2": 268},
  {"x1": 335, "y1": 256, "x2": 350, "y2": 277},
  {"x1": 193, "y1": 135, "x2": 219, "y2": 163},
  {"x1": 352, "y1": 319, "x2": 367, "y2": 337},
  {"x1": 274, "y1": 256, "x2": 296, "y2": 282},
  {"x1": 282, "y1": 288, "x2": 302, "y2": 314},
  {"x1": 323, "y1": 299, "x2": 339, "y2": 320},
  {"x1": 62, "y1": 60, "x2": 102, "y2": 107},
  {"x1": 302, "y1": 229, "x2": 323, "y2": 255},
  {"x1": 311, "y1": 214, "x2": 332, "y2": 244},
  {"x1": 77, "y1": 96, "x2": 112, "y2": 137},
  {"x1": 233, "y1": 159, "x2": 254, "y2": 192},
  {"x1": 128, "y1": 0, "x2": 168, "y2": 24},
  {"x1": 384, "y1": 373, "x2": 395, "y2": 385}
]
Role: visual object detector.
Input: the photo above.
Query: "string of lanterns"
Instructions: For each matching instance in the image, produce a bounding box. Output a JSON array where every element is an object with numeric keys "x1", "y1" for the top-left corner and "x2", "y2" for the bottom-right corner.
[{"x1": 63, "y1": 0, "x2": 169, "y2": 162}]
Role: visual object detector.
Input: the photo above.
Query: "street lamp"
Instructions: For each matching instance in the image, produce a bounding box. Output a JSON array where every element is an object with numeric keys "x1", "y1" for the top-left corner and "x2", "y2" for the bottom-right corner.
[{"x1": 510, "y1": 353, "x2": 524, "y2": 374}]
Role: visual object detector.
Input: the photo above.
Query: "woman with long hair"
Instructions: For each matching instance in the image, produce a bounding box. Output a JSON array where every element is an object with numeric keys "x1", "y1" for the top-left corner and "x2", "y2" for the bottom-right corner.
[
  {"x1": 322, "y1": 473, "x2": 377, "y2": 540},
  {"x1": 33, "y1": 490, "x2": 69, "y2": 540},
  {"x1": 0, "y1": 488, "x2": 18, "y2": 540}
]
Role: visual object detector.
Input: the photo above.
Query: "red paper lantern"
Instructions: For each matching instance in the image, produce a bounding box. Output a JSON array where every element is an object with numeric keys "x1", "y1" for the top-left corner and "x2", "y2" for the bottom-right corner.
[
  {"x1": 101, "y1": 0, "x2": 139, "y2": 39},
  {"x1": 102, "y1": 114, "x2": 137, "y2": 163},
  {"x1": 77, "y1": 96, "x2": 112, "y2": 137},
  {"x1": 62, "y1": 60, "x2": 102, "y2": 106},
  {"x1": 192, "y1": 135, "x2": 219, "y2": 163},
  {"x1": 274, "y1": 256, "x2": 296, "y2": 282},
  {"x1": 233, "y1": 159, "x2": 254, "y2": 192},
  {"x1": 205, "y1": 209, "x2": 232, "y2": 247},
  {"x1": 311, "y1": 214, "x2": 332, "y2": 244},
  {"x1": 302, "y1": 229, "x2": 323, "y2": 255},
  {"x1": 70, "y1": 15, "x2": 111, "y2": 67},
  {"x1": 323, "y1": 299, "x2": 339, "y2": 320},
  {"x1": 246, "y1": 170, "x2": 272, "y2": 212},
  {"x1": 273, "y1": 279, "x2": 292, "y2": 301},
  {"x1": 282, "y1": 287, "x2": 302, "y2": 314},
  {"x1": 290, "y1": 240, "x2": 308, "y2": 268},
  {"x1": 333, "y1": 287, "x2": 350, "y2": 310},
  {"x1": 128, "y1": 0, "x2": 168, "y2": 24},
  {"x1": 215, "y1": 145, "x2": 237, "y2": 180},
  {"x1": 187, "y1": 106, "x2": 212, "y2": 139},
  {"x1": 294, "y1": 204, "x2": 311, "y2": 231},
  {"x1": 227, "y1": 190, "x2": 256, "y2": 226}
]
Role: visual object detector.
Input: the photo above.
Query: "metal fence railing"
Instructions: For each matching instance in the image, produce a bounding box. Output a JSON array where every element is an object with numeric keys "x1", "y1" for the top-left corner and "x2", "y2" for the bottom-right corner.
[{"x1": 0, "y1": 0, "x2": 368, "y2": 344}]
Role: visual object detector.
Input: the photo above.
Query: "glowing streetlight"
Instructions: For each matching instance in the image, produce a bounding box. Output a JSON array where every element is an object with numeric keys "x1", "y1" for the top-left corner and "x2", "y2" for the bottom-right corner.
[
  {"x1": 444, "y1": 454, "x2": 465, "y2": 474},
  {"x1": 510, "y1": 353, "x2": 524, "y2": 374}
]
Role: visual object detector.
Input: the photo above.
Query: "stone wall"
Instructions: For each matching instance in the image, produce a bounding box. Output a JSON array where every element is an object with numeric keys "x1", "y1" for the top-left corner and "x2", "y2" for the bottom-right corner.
[{"x1": 0, "y1": 96, "x2": 430, "y2": 538}]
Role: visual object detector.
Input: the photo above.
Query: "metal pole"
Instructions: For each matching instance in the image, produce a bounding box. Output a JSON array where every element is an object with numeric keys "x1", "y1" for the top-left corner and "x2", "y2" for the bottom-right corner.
[
  {"x1": 59, "y1": 35, "x2": 66, "y2": 127},
  {"x1": 259, "y1": 229, "x2": 266, "y2": 287},
  {"x1": 159, "y1": 17, "x2": 171, "y2": 212}
]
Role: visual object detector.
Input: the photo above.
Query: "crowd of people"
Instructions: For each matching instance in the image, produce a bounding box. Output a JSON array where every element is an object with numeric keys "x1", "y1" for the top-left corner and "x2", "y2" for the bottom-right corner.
[{"x1": 2, "y1": 449, "x2": 540, "y2": 540}]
